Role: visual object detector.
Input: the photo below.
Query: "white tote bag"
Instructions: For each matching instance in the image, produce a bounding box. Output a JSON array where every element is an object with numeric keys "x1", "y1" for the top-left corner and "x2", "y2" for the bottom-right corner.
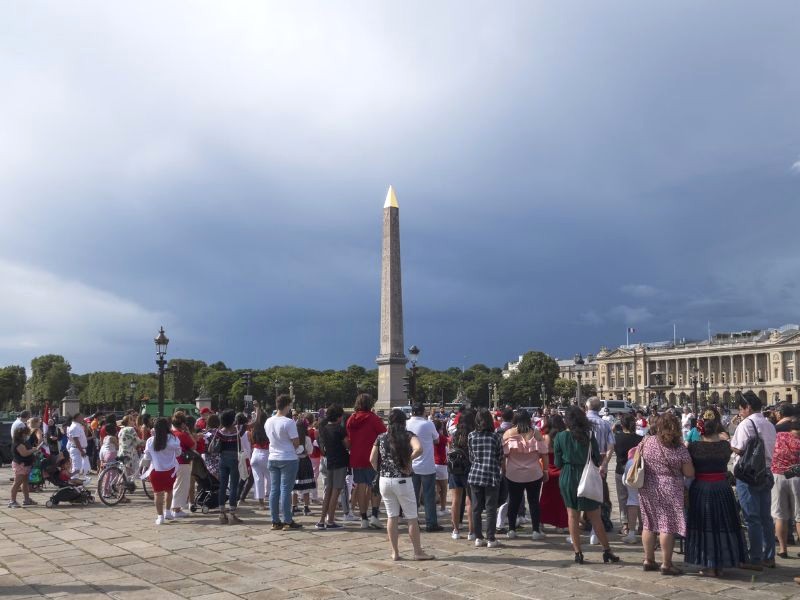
[{"x1": 577, "y1": 431, "x2": 604, "y2": 503}]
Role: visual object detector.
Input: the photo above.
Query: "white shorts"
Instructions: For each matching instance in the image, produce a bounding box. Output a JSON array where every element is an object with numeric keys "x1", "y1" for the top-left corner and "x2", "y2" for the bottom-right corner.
[
  {"x1": 379, "y1": 476, "x2": 418, "y2": 519},
  {"x1": 435, "y1": 464, "x2": 448, "y2": 481},
  {"x1": 625, "y1": 485, "x2": 640, "y2": 507}
]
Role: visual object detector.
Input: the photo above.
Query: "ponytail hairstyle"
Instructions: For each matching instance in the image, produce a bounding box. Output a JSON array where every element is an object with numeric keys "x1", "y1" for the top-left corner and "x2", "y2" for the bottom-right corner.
[
  {"x1": 296, "y1": 420, "x2": 308, "y2": 447},
  {"x1": 387, "y1": 409, "x2": 412, "y2": 473},
  {"x1": 153, "y1": 417, "x2": 171, "y2": 452},
  {"x1": 252, "y1": 408, "x2": 268, "y2": 445}
]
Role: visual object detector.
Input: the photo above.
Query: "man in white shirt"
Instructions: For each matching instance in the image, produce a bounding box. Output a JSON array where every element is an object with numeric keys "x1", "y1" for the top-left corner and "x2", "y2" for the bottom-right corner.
[
  {"x1": 66, "y1": 412, "x2": 90, "y2": 478},
  {"x1": 731, "y1": 391, "x2": 777, "y2": 569},
  {"x1": 681, "y1": 406, "x2": 694, "y2": 435},
  {"x1": 406, "y1": 403, "x2": 441, "y2": 532},
  {"x1": 264, "y1": 395, "x2": 301, "y2": 530},
  {"x1": 10, "y1": 410, "x2": 30, "y2": 439},
  {"x1": 586, "y1": 397, "x2": 615, "y2": 540}
]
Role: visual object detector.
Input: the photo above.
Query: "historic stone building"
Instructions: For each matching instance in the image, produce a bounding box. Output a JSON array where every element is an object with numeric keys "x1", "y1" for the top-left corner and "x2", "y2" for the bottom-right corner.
[
  {"x1": 595, "y1": 325, "x2": 800, "y2": 406},
  {"x1": 557, "y1": 357, "x2": 598, "y2": 388}
]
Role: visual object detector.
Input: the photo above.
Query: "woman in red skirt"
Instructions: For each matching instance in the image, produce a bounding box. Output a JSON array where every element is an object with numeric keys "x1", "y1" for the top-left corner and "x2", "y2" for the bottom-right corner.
[
  {"x1": 142, "y1": 417, "x2": 182, "y2": 525},
  {"x1": 539, "y1": 414, "x2": 569, "y2": 532}
]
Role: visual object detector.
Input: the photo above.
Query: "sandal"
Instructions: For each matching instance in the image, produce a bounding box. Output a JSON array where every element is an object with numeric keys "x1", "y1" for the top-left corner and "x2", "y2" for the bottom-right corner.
[
  {"x1": 642, "y1": 561, "x2": 658, "y2": 572},
  {"x1": 660, "y1": 565, "x2": 683, "y2": 576},
  {"x1": 413, "y1": 554, "x2": 435, "y2": 561}
]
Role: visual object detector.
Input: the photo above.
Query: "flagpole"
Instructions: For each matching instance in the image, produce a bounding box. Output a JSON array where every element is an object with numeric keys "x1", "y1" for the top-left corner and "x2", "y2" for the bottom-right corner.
[{"x1": 626, "y1": 328, "x2": 629, "y2": 347}]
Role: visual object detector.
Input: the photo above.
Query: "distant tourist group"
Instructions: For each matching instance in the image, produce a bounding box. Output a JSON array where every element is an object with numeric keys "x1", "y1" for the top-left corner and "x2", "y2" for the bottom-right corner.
[{"x1": 8, "y1": 391, "x2": 800, "y2": 582}]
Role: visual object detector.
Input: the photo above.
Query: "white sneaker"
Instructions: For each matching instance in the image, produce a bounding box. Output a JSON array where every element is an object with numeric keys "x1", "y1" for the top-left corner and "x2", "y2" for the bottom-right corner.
[
  {"x1": 467, "y1": 533, "x2": 476, "y2": 541},
  {"x1": 437, "y1": 508, "x2": 448, "y2": 517},
  {"x1": 507, "y1": 529, "x2": 517, "y2": 539},
  {"x1": 164, "y1": 510, "x2": 175, "y2": 521},
  {"x1": 487, "y1": 540, "x2": 500, "y2": 548},
  {"x1": 451, "y1": 530, "x2": 460, "y2": 540},
  {"x1": 171, "y1": 510, "x2": 187, "y2": 519},
  {"x1": 360, "y1": 519, "x2": 370, "y2": 529},
  {"x1": 622, "y1": 531, "x2": 637, "y2": 544},
  {"x1": 590, "y1": 533, "x2": 599, "y2": 545},
  {"x1": 531, "y1": 530, "x2": 546, "y2": 541},
  {"x1": 368, "y1": 515, "x2": 382, "y2": 529},
  {"x1": 343, "y1": 513, "x2": 360, "y2": 522},
  {"x1": 565, "y1": 536, "x2": 573, "y2": 544},
  {"x1": 518, "y1": 516, "x2": 531, "y2": 525},
  {"x1": 474, "y1": 538, "x2": 487, "y2": 547},
  {"x1": 155, "y1": 516, "x2": 165, "y2": 525}
]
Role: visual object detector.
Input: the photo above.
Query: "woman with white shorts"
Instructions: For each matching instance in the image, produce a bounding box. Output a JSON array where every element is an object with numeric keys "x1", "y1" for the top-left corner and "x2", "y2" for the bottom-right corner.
[{"x1": 370, "y1": 409, "x2": 434, "y2": 561}]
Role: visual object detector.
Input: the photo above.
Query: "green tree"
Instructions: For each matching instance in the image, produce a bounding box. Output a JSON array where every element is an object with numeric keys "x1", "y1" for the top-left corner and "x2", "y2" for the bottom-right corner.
[
  {"x1": 554, "y1": 378, "x2": 577, "y2": 401},
  {"x1": 0, "y1": 366, "x2": 26, "y2": 411},
  {"x1": 167, "y1": 359, "x2": 206, "y2": 402},
  {"x1": 499, "y1": 351, "x2": 560, "y2": 406},
  {"x1": 30, "y1": 354, "x2": 72, "y2": 408}
]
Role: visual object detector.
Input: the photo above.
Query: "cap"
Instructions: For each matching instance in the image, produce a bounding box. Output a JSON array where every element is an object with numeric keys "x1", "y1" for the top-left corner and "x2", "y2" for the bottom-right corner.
[{"x1": 200, "y1": 407, "x2": 211, "y2": 415}]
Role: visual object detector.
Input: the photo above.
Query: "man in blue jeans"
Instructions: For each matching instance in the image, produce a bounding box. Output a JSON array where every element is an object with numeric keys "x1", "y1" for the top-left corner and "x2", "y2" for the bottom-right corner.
[
  {"x1": 406, "y1": 403, "x2": 442, "y2": 532},
  {"x1": 731, "y1": 391, "x2": 777, "y2": 569}
]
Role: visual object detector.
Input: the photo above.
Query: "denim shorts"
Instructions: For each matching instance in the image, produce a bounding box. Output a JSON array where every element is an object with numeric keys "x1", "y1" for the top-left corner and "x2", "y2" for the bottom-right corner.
[
  {"x1": 352, "y1": 467, "x2": 376, "y2": 485},
  {"x1": 448, "y1": 473, "x2": 468, "y2": 489}
]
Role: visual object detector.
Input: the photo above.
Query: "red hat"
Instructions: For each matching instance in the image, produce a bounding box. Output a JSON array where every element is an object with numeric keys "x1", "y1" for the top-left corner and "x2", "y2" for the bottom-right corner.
[{"x1": 200, "y1": 407, "x2": 211, "y2": 415}]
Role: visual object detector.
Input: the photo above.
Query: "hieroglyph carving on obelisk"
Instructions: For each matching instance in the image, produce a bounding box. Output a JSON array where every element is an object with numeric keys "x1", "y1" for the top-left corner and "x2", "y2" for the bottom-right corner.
[{"x1": 376, "y1": 186, "x2": 408, "y2": 411}]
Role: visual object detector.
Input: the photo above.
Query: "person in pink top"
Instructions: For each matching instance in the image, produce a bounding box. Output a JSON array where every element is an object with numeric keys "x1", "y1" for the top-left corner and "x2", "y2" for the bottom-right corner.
[{"x1": 502, "y1": 410, "x2": 549, "y2": 540}]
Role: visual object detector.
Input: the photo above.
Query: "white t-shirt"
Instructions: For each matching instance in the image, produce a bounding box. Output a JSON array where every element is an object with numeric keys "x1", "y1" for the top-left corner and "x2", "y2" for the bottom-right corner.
[
  {"x1": 406, "y1": 416, "x2": 439, "y2": 475},
  {"x1": 731, "y1": 412, "x2": 777, "y2": 469},
  {"x1": 265, "y1": 415, "x2": 299, "y2": 461},
  {"x1": 10, "y1": 418, "x2": 26, "y2": 438},
  {"x1": 66, "y1": 422, "x2": 88, "y2": 450},
  {"x1": 143, "y1": 435, "x2": 181, "y2": 472}
]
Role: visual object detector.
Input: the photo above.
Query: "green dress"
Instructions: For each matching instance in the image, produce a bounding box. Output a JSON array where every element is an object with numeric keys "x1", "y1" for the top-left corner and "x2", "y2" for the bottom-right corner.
[{"x1": 553, "y1": 429, "x2": 601, "y2": 511}]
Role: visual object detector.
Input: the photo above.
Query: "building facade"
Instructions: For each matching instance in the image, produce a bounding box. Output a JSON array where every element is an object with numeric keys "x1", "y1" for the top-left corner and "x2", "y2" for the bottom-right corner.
[
  {"x1": 557, "y1": 357, "x2": 598, "y2": 389},
  {"x1": 595, "y1": 325, "x2": 800, "y2": 406}
]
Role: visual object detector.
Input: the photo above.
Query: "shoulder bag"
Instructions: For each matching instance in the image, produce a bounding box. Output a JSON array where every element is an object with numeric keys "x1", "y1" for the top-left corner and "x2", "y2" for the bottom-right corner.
[
  {"x1": 733, "y1": 420, "x2": 767, "y2": 487},
  {"x1": 237, "y1": 430, "x2": 250, "y2": 481},
  {"x1": 625, "y1": 439, "x2": 646, "y2": 489},
  {"x1": 577, "y1": 431, "x2": 604, "y2": 502}
]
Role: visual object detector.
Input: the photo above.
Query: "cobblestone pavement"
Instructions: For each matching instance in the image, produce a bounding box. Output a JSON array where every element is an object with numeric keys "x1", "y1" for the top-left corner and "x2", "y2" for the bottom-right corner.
[{"x1": 1, "y1": 467, "x2": 799, "y2": 600}]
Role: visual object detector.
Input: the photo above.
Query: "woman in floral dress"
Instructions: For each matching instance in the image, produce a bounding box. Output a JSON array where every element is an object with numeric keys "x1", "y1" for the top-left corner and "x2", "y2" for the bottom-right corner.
[{"x1": 638, "y1": 413, "x2": 695, "y2": 575}]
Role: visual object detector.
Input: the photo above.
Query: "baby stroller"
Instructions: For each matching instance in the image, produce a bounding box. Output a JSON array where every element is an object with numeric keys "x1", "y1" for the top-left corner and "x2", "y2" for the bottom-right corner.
[
  {"x1": 45, "y1": 471, "x2": 94, "y2": 507},
  {"x1": 190, "y1": 455, "x2": 221, "y2": 514},
  {"x1": 28, "y1": 449, "x2": 46, "y2": 492}
]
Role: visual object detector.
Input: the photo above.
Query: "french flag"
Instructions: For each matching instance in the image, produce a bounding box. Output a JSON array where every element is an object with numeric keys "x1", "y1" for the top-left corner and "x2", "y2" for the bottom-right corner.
[{"x1": 627, "y1": 327, "x2": 636, "y2": 334}]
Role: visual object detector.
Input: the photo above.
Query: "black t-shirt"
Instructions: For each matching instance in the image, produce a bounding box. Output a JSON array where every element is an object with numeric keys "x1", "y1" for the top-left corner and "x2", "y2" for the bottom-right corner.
[
  {"x1": 614, "y1": 432, "x2": 643, "y2": 474},
  {"x1": 319, "y1": 423, "x2": 349, "y2": 469}
]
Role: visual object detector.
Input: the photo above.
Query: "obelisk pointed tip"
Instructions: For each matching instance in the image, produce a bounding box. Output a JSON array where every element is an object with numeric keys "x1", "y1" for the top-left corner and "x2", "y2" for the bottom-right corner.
[{"x1": 384, "y1": 185, "x2": 399, "y2": 209}]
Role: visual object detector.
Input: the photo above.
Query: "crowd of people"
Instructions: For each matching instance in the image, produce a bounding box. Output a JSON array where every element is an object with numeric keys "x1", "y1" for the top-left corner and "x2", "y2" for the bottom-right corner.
[{"x1": 7, "y1": 390, "x2": 800, "y2": 583}]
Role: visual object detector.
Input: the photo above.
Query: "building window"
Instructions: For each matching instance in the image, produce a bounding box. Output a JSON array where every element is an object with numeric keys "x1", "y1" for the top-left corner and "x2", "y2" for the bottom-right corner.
[
  {"x1": 611, "y1": 378, "x2": 616, "y2": 388},
  {"x1": 721, "y1": 373, "x2": 726, "y2": 384},
  {"x1": 710, "y1": 373, "x2": 716, "y2": 384},
  {"x1": 679, "y1": 375, "x2": 683, "y2": 386},
  {"x1": 628, "y1": 377, "x2": 634, "y2": 387},
  {"x1": 775, "y1": 368, "x2": 779, "y2": 379},
  {"x1": 787, "y1": 368, "x2": 795, "y2": 382},
  {"x1": 733, "y1": 373, "x2": 737, "y2": 383}
]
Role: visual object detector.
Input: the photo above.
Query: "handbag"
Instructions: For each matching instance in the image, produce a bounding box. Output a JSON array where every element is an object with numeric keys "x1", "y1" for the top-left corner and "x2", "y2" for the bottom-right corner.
[
  {"x1": 624, "y1": 440, "x2": 646, "y2": 489},
  {"x1": 577, "y1": 431, "x2": 604, "y2": 503},
  {"x1": 237, "y1": 430, "x2": 249, "y2": 481}
]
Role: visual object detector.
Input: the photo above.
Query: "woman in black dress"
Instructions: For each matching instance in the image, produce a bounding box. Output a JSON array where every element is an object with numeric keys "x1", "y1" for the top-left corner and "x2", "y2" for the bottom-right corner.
[{"x1": 685, "y1": 408, "x2": 747, "y2": 577}]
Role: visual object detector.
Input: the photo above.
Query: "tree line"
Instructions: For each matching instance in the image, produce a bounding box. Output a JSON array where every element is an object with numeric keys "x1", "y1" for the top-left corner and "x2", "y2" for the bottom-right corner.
[{"x1": 0, "y1": 351, "x2": 596, "y2": 413}]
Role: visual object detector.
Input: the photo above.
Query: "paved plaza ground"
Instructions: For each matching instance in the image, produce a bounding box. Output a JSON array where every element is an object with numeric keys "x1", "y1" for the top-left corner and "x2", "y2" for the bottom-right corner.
[{"x1": 1, "y1": 467, "x2": 799, "y2": 600}]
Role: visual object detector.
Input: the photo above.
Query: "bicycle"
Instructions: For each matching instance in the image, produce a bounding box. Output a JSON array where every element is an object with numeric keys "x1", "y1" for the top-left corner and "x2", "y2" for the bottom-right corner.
[{"x1": 97, "y1": 455, "x2": 153, "y2": 506}]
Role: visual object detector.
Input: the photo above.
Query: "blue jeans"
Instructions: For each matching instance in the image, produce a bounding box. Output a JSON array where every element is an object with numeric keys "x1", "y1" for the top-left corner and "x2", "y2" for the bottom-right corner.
[
  {"x1": 412, "y1": 472, "x2": 438, "y2": 527},
  {"x1": 218, "y1": 452, "x2": 240, "y2": 511},
  {"x1": 736, "y1": 477, "x2": 775, "y2": 564},
  {"x1": 269, "y1": 459, "x2": 299, "y2": 524}
]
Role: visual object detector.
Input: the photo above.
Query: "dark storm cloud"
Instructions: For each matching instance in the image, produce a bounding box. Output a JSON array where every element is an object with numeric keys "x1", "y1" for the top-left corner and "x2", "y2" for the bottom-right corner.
[{"x1": 0, "y1": 1, "x2": 799, "y2": 372}]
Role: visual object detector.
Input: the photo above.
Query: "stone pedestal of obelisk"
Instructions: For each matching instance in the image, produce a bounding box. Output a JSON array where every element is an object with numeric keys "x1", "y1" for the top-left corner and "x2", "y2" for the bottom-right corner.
[{"x1": 376, "y1": 186, "x2": 408, "y2": 412}]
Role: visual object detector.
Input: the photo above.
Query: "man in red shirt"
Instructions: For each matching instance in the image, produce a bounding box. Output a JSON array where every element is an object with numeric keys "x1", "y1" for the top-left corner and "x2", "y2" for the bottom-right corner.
[
  {"x1": 196, "y1": 407, "x2": 212, "y2": 431},
  {"x1": 346, "y1": 393, "x2": 386, "y2": 529}
]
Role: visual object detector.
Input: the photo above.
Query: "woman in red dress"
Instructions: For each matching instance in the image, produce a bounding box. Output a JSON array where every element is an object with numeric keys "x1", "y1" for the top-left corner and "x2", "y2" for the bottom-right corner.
[{"x1": 539, "y1": 414, "x2": 569, "y2": 531}]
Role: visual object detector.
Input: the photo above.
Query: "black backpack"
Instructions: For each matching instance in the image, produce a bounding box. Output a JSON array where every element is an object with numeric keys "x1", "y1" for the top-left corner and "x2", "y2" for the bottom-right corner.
[
  {"x1": 447, "y1": 446, "x2": 470, "y2": 476},
  {"x1": 733, "y1": 420, "x2": 768, "y2": 487}
]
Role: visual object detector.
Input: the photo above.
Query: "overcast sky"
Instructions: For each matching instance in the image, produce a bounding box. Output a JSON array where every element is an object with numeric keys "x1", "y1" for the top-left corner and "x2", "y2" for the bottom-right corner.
[{"x1": 2, "y1": 1, "x2": 799, "y2": 374}]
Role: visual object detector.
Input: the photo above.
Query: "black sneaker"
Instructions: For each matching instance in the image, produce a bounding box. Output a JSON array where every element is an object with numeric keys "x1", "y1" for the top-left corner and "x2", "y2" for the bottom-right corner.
[
  {"x1": 426, "y1": 524, "x2": 444, "y2": 533},
  {"x1": 283, "y1": 521, "x2": 303, "y2": 530},
  {"x1": 326, "y1": 522, "x2": 342, "y2": 529},
  {"x1": 271, "y1": 522, "x2": 284, "y2": 531},
  {"x1": 315, "y1": 522, "x2": 326, "y2": 530}
]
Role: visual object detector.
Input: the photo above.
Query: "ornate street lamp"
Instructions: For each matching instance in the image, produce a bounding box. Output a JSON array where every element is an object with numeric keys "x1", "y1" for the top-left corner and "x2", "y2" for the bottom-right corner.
[
  {"x1": 574, "y1": 353, "x2": 585, "y2": 406},
  {"x1": 540, "y1": 382, "x2": 547, "y2": 407},
  {"x1": 154, "y1": 326, "x2": 169, "y2": 417},
  {"x1": 273, "y1": 379, "x2": 280, "y2": 406},
  {"x1": 408, "y1": 345, "x2": 420, "y2": 404},
  {"x1": 129, "y1": 378, "x2": 137, "y2": 411},
  {"x1": 691, "y1": 366, "x2": 700, "y2": 415}
]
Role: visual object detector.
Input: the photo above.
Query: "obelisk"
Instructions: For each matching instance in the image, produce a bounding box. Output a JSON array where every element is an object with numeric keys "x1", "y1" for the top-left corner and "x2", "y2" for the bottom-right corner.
[{"x1": 376, "y1": 185, "x2": 407, "y2": 411}]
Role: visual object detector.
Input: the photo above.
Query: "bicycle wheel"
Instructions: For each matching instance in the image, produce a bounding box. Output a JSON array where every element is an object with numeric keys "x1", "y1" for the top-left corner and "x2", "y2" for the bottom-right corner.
[
  {"x1": 141, "y1": 475, "x2": 154, "y2": 500},
  {"x1": 97, "y1": 466, "x2": 126, "y2": 506}
]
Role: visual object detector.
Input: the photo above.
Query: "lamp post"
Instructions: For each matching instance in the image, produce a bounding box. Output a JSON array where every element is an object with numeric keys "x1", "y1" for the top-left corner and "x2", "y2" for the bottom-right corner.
[
  {"x1": 129, "y1": 378, "x2": 137, "y2": 411},
  {"x1": 540, "y1": 382, "x2": 546, "y2": 407},
  {"x1": 289, "y1": 381, "x2": 295, "y2": 410},
  {"x1": 242, "y1": 372, "x2": 253, "y2": 415},
  {"x1": 574, "y1": 353, "x2": 585, "y2": 406},
  {"x1": 691, "y1": 366, "x2": 699, "y2": 415},
  {"x1": 273, "y1": 379, "x2": 280, "y2": 406},
  {"x1": 154, "y1": 326, "x2": 169, "y2": 417},
  {"x1": 408, "y1": 345, "x2": 420, "y2": 404},
  {"x1": 598, "y1": 384, "x2": 604, "y2": 400}
]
